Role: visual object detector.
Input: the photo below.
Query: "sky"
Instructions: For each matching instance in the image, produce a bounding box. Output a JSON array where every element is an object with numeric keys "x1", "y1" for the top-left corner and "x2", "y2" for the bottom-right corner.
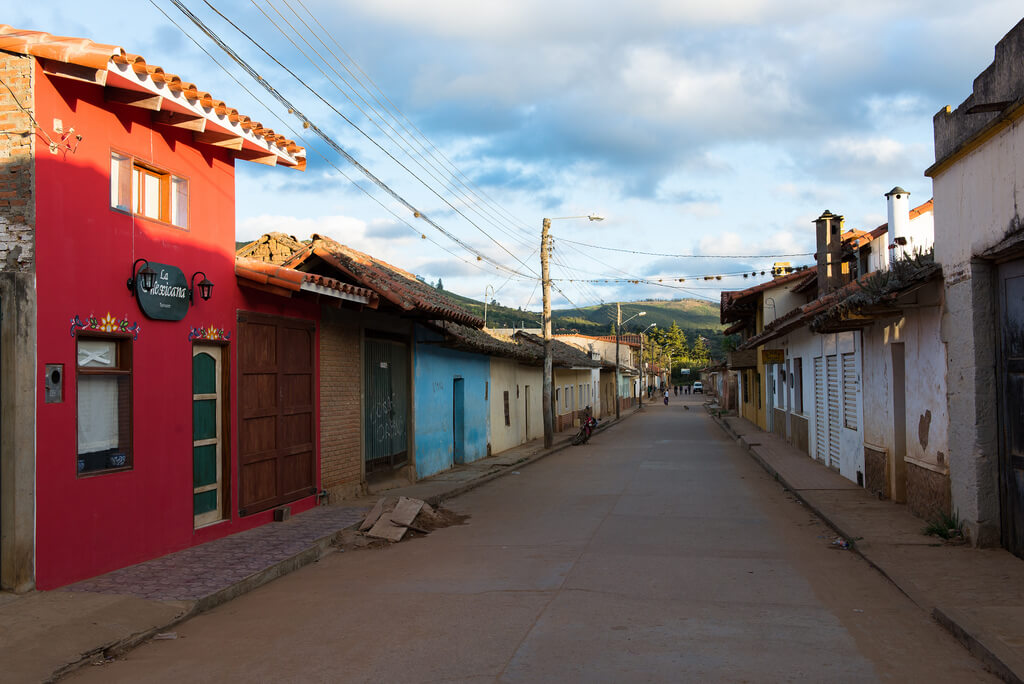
[{"x1": 10, "y1": 2, "x2": 1024, "y2": 312}]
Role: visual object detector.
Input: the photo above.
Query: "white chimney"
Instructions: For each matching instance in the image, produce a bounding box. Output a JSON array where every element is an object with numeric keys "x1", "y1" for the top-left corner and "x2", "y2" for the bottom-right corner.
[{"x1": 885, "y1": 186, "x2": 911, "y2": 262}]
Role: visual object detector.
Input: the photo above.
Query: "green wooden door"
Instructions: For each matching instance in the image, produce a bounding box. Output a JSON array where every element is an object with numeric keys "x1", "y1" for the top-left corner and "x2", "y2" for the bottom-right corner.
[{"x1": 193, "y1": 346, "x2": 223, "y2": 527}]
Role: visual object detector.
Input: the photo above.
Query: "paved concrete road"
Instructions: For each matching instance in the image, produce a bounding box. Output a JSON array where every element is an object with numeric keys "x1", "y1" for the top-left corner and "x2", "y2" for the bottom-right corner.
[{"x1": 70, "y1": 398, "x2": 995, "y2": 683}]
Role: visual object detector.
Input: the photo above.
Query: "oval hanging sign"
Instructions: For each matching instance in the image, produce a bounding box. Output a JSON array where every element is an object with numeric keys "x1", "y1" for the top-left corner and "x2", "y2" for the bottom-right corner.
[{"x1": 136, "y1": 262, "x2": 190, "y2": 321}]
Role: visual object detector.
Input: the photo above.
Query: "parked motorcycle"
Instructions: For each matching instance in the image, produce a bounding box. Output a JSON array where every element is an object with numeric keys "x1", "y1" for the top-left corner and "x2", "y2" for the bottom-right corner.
[{"x1": 572, "y1": 407, "x2": 599, "y2": 445}]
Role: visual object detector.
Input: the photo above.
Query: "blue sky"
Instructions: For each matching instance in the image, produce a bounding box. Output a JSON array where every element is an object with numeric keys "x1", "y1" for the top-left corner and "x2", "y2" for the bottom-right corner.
[{"x1": 12, "y1": 2, "x2": 1024, "y2": 310}]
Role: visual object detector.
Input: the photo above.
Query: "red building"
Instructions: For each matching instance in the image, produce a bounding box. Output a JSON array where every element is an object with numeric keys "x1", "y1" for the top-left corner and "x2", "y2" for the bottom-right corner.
[{"x1": 0, "y1": 26, "x2": 374, "y2": 590}]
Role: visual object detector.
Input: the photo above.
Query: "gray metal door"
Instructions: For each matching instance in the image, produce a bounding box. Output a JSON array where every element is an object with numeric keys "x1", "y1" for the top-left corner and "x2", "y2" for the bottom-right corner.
[
  {"x1": 998, "y1": 259, "x2": 1024, "y2": 556},
  {"x1": 364, "y1": 338, "x2": 409, "y2": 474}
]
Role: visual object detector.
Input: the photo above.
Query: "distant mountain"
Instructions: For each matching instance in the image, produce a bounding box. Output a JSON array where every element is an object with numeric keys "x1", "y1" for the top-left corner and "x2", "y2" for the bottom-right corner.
[{"x1": 440, "y1": 291, "x2": 728, "y2": 359}]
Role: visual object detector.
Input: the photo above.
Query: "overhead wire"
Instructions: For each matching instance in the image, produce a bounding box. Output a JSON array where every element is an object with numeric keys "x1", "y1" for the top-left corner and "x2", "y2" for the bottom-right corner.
[
  {"x1": 259, "y1": 0, "x2": 538, "y2": 254},
  {"x1": 150, "y1": 0, "x2": 532, "y2": 285},
  {"x1": 289, "y1": 0, "x2": 545, "y2": 246},
  {"x1": 199, "y1": 0, "x2": 540, "y2": 278}
]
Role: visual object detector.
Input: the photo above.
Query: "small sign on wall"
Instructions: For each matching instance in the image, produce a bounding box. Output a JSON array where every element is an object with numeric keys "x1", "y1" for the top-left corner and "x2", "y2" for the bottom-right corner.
[
  {"x1": 761, "y1": 349, "x2": 785, "y2": 365},
  {"x1": 135, "y1": 263, "x2": 189, "y2": 321},
  {"x1": 380, "y1": 362, "x2": 389, "y2": 369}
]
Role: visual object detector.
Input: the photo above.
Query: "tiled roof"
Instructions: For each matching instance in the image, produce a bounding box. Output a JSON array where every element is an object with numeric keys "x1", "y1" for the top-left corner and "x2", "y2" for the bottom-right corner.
[
  {"x1": 237, "y1": 233, "x2": 484, "y2": 327},
  {"x1": 720, "y1": 269, "x2": 815, "y2": 323},
  {"x1": 427, "y1": 322, "x2": 543, "y2": 364},
  {"x1": 0, "y1": 25, "x2": 304, "y2": 169},
  {"x1": 235, "y1": 257, "x2": 378, "y2": 305},
  {"x1": 514, "y1": 332, "x2": 602, "y2": 368}
]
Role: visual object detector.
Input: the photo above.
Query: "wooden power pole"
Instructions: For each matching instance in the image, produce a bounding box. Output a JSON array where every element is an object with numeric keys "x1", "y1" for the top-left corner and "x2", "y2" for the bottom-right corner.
[
  {"x1": 542, "y1": 218, "x2": 553, "y2": 448},
  {"x1": 615, "y1": 302, "x2": 621, "y2": 420}
]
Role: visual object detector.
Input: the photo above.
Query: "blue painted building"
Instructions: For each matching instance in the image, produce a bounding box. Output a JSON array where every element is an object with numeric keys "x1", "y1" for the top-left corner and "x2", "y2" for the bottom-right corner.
[{"x1": 413, "y1": 325, "x2": 491, "y2": 479}]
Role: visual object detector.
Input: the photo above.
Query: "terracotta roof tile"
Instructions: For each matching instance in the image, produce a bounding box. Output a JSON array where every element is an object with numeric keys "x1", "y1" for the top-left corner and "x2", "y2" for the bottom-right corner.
[
  {"x1": 235, "y1": 257, "x2": 377, "y2": 305},
  {"x1": 720, "y1": 269, "x2": 815, "y2": 323},
  {"x1": 236, "y1": 233, "x2": 483, "y2": 327},
  {"x1": 427, "y1": 322, "x2": 543, "y2": 364},
  {"x1": 0, "y1": 25, "x2": 304, "y2": 168},
  {"x1": 515, "y1": 332, "x2": 602, "y2": 368}
]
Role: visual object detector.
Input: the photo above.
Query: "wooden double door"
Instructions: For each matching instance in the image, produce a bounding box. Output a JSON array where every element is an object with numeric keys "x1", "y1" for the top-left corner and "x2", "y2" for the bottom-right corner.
[
  {"x1": 998, "y1": 260, "x2": 1024, "y2": 556},
  {"x1": 238, "y1": 312, "x2": 316, "y2": 516}
]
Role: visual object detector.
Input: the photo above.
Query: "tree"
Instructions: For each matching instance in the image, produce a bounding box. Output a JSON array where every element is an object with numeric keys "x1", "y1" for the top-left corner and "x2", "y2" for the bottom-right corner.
[{"x1": 691, "y1": 336, "x2": 710, "y2": 367}]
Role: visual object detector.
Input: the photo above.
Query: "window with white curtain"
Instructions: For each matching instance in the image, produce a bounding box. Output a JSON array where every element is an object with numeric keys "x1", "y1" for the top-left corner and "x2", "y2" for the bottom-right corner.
[{"x1": 77, "y1": 337, "x2": 132, "y2": 474}]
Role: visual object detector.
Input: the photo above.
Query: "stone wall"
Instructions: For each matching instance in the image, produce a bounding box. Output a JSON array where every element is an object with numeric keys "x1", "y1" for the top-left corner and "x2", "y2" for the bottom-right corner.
[
  {"x1": 0, "y1": 51, "x2": 34, "y2": 271},
  {"x1": 0, "y1": 50, "x2": 35, "y2": 591},
  {"x1": 864, "y1": 445, "x2": 888, "y2": 500},
  {"x1": 907, "y1": 462, "x2": 951, "y2": 523}
]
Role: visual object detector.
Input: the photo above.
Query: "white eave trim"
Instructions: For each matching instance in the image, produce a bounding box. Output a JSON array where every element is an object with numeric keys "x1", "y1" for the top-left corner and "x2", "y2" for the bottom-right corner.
[
  {"x1": 104, "y1": 61, "x2": 304, "y2": 167},
  {"x1": 300, "y1": 281, "x2": 370, "y2": 304}
]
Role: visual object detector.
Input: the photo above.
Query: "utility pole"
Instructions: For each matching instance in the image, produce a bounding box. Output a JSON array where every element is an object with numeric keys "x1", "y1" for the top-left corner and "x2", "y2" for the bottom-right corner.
[
  {"x1": 615, "y1": 303, "x2": 621, "y2": 420},
  {"x1": 541, "y1": 218, "x2": 553, "y2": 448}
]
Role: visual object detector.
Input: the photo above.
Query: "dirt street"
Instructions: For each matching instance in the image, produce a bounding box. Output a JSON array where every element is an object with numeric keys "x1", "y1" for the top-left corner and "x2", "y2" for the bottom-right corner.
[{"x1": 69, "y1": 397, "x2": 996, "y2": 682}]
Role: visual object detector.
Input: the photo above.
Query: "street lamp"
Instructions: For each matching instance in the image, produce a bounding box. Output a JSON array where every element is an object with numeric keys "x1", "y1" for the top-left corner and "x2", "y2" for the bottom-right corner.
[
  {"x1": 542, "y1": 213, "x2": 605, "y2": 448},
  {"x1": 615, "y1": 307, "x2": 645, "y2": 420},
  {"x1": 639, "y1": 322, "x2": 656, "y2": 406}
]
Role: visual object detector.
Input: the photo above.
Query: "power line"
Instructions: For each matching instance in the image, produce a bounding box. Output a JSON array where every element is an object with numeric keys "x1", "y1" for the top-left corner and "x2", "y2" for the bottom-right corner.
[
  {"x1": 150, "y1": 0, "x2": 534, "y2": 285},
  {"x1": 258, "y1": 0, "x2": 537, "y2": 254},
  {"x1": 558, "y1": 238, "x2": 814, "y2": 259},
  {"x1": 198, "y1": 0, "x2": 539, "y2": 278}
]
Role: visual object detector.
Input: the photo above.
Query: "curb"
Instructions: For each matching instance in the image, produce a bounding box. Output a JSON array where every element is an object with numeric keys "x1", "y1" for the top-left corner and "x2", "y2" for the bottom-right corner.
[
  {"x1": 707, "y1": 409, "x2": 1021, "y2": 684},
  {"x1": 53, "y1": 407, "x2": 641, "y2": 681}
]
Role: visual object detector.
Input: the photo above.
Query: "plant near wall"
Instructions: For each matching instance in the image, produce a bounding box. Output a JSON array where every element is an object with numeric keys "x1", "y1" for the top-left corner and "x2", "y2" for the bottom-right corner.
[{"x1": 922, "y1": 508, "x2": 965, "y2": 541}]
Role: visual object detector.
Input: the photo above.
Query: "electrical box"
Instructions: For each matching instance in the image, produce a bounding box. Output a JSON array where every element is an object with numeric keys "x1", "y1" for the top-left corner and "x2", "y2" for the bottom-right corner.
[{"x1": 44, "y1": 364, "x2": 64, "y2": 403}]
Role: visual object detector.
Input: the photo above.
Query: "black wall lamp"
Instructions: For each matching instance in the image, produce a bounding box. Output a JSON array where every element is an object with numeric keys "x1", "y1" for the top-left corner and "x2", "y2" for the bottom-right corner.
[
  {"x1": 189, "y1": 271, "x2": 214, "y2": 304},
  {"x1": 126, "y1": 258, "x2": 157, "y2": 296}
]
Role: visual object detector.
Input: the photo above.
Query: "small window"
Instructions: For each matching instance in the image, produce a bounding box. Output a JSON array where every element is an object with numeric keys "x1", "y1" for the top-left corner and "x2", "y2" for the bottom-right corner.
[
  {"x1": 503, "y1": 391, "x2": 511, "y2": 426},
  {"x1": 110, "y1": 151, "x2": 188, "y2": 229},
  {"x1": 485, "y1": 381, "x2": 489, "y2": 400},
  {"x1": 77, "y1": 337, "x2": 132, "y2": 475}
]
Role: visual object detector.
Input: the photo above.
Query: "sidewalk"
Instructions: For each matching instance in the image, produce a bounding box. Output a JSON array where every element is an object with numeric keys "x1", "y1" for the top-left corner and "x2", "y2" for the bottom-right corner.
[
  {"x1": 0, "y1": 407, "x2": 638, "y2": 683},
  {"x1": 711, "y1": 410, "x2": 1024, "y2": 684}
]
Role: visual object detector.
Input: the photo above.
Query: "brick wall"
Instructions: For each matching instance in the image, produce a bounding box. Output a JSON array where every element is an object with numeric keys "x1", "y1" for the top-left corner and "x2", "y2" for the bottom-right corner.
[
  {"x1": 0, "y1": 52, "x2": 34, "y2": 272},
  {"x1": 320, "y1": 308, "x2": 363, "y2": 500}
]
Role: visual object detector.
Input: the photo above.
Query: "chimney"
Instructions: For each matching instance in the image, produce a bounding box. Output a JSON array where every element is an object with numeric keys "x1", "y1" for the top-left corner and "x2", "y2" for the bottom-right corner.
[
  {"x1": 815, "y1": 210, "x2": 844, "y2": 295},
  {"x1": 885, "y1": 187, "x2": 911, "y2": 262}
]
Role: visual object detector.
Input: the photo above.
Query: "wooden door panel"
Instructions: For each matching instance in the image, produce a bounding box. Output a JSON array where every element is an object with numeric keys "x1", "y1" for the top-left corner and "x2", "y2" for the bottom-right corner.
[
  {"x1": 282, "y1": 328, "x2": 313, "y2": 369},
  {"x1": 240, "y1": 416, "x2": 276, "y2": 456},
  {"x1": 281, "y1": 451, "x2": 313, "y2": 497},
  {"x1": 241, "y1": 374, "x2": 277, "y2": 411},
  {"x1": 281, "y1": 373, "x2": 312, "y2": 407},
  {"x1": 238, "y1": 313, "x2": 316, "y2": 515},
  {"x1": 240, "y1": 459, "x2": 277, "y2": 512}
]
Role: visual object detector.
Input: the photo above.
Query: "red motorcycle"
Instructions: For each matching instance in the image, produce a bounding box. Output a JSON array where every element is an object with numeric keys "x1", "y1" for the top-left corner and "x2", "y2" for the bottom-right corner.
[{"x1": 572, "y1": 408, "x2": 599, "y2": 445}]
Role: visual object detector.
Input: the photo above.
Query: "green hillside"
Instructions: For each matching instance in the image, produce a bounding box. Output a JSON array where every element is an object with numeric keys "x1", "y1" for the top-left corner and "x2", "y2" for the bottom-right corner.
[{"x1": 438, "y1": 289, "x2": 728, "y2": 360}]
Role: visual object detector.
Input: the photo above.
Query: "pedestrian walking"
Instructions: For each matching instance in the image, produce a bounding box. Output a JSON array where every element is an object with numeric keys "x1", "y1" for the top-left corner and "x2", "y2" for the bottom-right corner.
[{"x1": 663, "y1": 388, "x2": 669, "y2": 405}]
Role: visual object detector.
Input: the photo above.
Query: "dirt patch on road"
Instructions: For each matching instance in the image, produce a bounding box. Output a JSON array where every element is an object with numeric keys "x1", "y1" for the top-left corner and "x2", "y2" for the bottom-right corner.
[{"x1": 333, "y1": 503, "x2": 470, "y2": 552}]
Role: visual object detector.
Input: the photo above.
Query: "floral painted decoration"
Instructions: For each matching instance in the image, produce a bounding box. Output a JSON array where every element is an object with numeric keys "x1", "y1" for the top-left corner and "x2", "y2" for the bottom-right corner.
[
  {"x1": 70, "y1": 314, "x2": 141, "y2": 340},
  {"x1": 188, "y1": 325, "x2": 231, "y2": 341}
]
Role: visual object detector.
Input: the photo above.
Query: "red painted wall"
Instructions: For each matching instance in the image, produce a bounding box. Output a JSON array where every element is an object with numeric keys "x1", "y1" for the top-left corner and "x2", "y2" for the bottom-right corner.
[{"x1": 32, "y1": 67, "x2": 319, "y2": 589}]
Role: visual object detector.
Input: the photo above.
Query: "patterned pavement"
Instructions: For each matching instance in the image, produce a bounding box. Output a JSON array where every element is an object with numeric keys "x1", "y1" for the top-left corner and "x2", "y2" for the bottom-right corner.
[{"x1": 62, "y1": 505, "x2": 367, "y2": 602}]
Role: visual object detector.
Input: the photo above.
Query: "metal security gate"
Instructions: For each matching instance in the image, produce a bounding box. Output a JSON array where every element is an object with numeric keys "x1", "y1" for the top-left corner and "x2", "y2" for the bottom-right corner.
[
  {"x1": 814, "y1": 356, "x2": 826, "y2": 463},
  {"x1": 826, "y1": 354, "x2": 841, "y2": 469},
  {"x1": 364, "y1": 338, "x2": 409, "y2": 474},
  {"x1": 998, "y1": 259, "x2": 1024, "y2": 557}
]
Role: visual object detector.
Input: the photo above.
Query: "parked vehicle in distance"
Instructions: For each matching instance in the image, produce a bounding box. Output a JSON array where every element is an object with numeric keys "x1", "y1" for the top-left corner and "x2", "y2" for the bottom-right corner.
[{"x1": 692, "y1": 382, "x2": 703, "y2": 394}]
